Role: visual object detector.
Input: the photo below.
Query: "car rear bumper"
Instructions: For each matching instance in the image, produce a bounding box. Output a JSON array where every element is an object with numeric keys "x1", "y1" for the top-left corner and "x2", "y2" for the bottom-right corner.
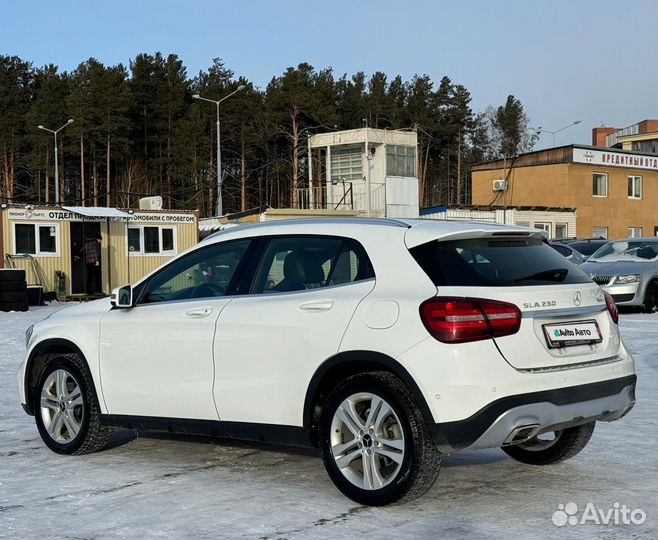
[{"x1": 430, "y1": 374, "x2": 636, "y2": 453}]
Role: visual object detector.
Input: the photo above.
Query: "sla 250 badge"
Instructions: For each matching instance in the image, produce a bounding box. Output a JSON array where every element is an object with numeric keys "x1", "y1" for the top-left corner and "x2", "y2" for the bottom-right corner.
[{"x1": 522, "y1": 300, "x2": 557, "y2": 309}]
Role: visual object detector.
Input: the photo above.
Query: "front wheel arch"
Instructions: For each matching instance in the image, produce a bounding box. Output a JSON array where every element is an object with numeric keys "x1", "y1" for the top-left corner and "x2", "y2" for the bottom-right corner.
[
  {"x1": 24, "y1": 339, "x2": 89, "y2": 416},
  {"x1": 303, "y1": 351, "x2": 435, "y2": 444},
  {"x1": 643, "y1": 279, "x2": 658, "y2": 312}
]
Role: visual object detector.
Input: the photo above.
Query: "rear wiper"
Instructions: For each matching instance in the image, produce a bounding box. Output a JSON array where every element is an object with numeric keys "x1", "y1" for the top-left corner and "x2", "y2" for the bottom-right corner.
[{"x1": 516, "y1": 268, "x2": 569, "y2": 282}]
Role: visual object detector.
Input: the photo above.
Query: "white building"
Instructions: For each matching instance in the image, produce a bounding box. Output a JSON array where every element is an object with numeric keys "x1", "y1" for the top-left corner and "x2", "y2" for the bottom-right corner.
[
  {"x1": 306, "y1": 128, "x2": 419, "y2": 218},
  {"x1": 420, "y1": 204, "x2": 578, "y2": 238}
]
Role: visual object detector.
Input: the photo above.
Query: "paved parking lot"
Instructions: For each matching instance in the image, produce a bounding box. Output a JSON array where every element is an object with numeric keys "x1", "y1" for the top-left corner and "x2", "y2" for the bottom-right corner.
[{"x1": 0, "y1": 304, "x2": 655, "y2": 539}]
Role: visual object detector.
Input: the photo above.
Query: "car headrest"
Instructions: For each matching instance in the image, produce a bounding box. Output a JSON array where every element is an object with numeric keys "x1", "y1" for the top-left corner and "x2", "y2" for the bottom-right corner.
[{"x1": 283, "y1": 251, "x2": 325, "y2": 287}]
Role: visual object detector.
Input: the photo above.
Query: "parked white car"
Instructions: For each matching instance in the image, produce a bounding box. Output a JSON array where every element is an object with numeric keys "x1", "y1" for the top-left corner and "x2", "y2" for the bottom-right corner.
[{"x1": 19, "y1": 218, "x2": 636, "y2": 505}]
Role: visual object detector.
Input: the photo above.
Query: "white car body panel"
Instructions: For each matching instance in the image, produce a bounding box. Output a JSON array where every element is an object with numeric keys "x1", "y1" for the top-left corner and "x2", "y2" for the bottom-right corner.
[
  {"x1": 213, "y1": 280, "x2": 374, "y2": 425},
  {"x1": 99, "y1": 298, "x2": 231, "y2": 419}
]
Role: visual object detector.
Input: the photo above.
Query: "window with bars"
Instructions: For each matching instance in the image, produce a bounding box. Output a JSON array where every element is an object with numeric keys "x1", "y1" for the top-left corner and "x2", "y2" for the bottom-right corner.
[
  {"x1": 330, "y1": 145, "x2": 363, "y2": 183},
  {"x1": 386, "y1": 145, "x2": 416, "y2": 177}
]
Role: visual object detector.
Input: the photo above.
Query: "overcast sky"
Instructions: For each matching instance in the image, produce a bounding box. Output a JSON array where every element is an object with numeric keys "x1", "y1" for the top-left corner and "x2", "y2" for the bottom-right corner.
[{"x1": 4, "y1": 0, "x2": 657, "y2": 148}]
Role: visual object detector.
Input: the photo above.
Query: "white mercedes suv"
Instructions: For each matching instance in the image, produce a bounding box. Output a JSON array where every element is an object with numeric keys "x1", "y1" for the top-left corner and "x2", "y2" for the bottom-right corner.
[{"x1": 19, "y1": 218, "x2": 636, "y2": 505}]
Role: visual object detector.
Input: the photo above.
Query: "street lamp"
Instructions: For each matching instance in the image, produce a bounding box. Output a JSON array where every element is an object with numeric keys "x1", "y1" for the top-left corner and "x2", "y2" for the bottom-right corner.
[
  {"x1": 541, "y1": 120, "x2": 581, "y2": 147},
  {"x1": 38, "y1": 119, "x2": 74, "y2": 205},
  {"x1": 193, "y1": 85, "x2": 246, "y2": 217}
]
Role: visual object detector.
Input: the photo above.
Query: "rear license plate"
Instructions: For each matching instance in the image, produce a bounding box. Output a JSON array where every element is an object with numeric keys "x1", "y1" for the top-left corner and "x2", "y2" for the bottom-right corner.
[{"x1": 543, "y1": 320, "x2": 602, "y2": 349}]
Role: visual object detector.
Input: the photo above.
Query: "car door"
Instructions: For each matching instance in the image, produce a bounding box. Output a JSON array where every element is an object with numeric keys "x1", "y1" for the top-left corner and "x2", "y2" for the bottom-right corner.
[
  {"x1": 213, "y1": 235, "x2": 376, "y2": 426},
  {"x1": 99, "y1": 239, "x2": 251, "y2": 420}
]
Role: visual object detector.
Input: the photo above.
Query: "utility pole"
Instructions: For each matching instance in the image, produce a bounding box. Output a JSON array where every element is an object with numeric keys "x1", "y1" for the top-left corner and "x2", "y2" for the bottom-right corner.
[
  {"x1": 38, "y1": 119, "x2": 74, "y2": 204},
  {"x1": 193, "y1": 85, "x2": 246, "y2": 216},
  {"x1": 364, "y1": 119, "x2": 371, "y2": 216}
]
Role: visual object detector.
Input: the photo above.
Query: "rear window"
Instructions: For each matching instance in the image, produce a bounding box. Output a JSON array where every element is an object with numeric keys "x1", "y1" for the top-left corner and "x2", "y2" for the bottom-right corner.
[
  {"x1": 568, "y1": 241, "x2": 607, "y2": 256},
  {"x1": 410, "y1": 237, "x2": 592, "y2": 286}
]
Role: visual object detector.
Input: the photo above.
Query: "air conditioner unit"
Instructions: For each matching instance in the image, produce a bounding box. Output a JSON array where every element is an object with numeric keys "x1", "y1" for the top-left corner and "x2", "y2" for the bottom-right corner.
[
  {"x1": 492, "y1": 179, "x2": 507, "y2": 192},
  {"x1": 139, "y1": 196, "x2": 163, "y2": 210}
]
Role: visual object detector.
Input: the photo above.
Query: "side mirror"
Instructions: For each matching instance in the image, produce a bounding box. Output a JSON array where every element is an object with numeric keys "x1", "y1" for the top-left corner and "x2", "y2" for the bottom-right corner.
[{"x1": 110, "y1": 285, "x2": 133, "y2": 308}]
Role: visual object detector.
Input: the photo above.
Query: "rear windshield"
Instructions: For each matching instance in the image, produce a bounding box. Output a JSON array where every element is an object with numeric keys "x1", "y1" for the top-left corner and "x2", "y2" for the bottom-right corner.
[
  {"x1": 410, "y1": 237, "x2": 592, "y2": 286},
  {"x1": 568, "y1": 241, "x2": 607, "y2": 256}
]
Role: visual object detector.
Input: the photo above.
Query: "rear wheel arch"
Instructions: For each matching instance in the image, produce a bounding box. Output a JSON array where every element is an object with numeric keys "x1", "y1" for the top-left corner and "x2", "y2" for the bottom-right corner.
[
  {"x1": 24, "y1": 339, "x2": 89, "y2": 416},
  {"x1": 303, "y1": 350, "x2": 434, "y2": 445}
]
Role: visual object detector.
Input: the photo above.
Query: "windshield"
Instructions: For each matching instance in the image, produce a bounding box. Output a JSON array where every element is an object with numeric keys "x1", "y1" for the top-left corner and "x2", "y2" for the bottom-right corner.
[
  {"x1": 590, "y1": 240, "x2": 658, "y2": 262},
  {"x1": 410, "y1": 237, "x2": 592, "y2": 286}
]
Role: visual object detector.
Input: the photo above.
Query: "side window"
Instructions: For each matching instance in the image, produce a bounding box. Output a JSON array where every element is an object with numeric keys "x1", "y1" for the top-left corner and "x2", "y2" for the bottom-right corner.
[
  {"x1": 251, "y1": 236, "x2": 373, "y2": 294},
  {"x1": 139, "y1": 240, "x2": 250, "y2": 304}
]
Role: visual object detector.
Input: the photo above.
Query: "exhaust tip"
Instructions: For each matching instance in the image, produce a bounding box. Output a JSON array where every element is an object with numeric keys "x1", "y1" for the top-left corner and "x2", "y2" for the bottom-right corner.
[{"x1": 502, "y1": 424, "x2": 541, "y2": 446}]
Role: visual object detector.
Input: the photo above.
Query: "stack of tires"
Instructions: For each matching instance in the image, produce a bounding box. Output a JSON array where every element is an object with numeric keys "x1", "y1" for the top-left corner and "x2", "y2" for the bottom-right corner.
[{"x1": 0, "y1": 269, "x2": 29, "y2": 312}]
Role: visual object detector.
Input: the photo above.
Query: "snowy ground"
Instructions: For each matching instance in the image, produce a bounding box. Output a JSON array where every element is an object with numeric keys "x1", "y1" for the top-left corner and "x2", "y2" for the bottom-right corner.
[{"x1": 0, "y1": 304, "x2": 655, "y2": 539}]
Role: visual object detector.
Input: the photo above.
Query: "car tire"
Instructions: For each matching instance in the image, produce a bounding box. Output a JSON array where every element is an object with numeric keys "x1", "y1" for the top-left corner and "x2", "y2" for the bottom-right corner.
[
  {"x1": 643, "y1": 281, "x2": 658, "y2": 313},
  {"x1": 33, "y1": 353, "x2": 113, "y2": 455},
  {"x1": 319, "y1": 371, "x2": 441, "y2": 506},
  {"x1": 0, "y1": 291, "x2": 28, "y2": 303},
  {"x1": 501, "y1": 422, "x2": 595, "y2": 465},
  {"x1": 0, "y1": 269, "x2": 26, "y2": 281},
  {"x1": 0, "y1": 280, "x2": 27, "y2": 292},
  {"x1": 0, "y1": 301, "x2": 29, "y2": 312}
]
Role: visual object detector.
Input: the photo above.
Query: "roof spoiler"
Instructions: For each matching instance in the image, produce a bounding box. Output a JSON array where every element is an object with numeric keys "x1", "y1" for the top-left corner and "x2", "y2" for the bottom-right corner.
[{"x1": 404, "y1": 222, "x2": 547, "y2": 248}]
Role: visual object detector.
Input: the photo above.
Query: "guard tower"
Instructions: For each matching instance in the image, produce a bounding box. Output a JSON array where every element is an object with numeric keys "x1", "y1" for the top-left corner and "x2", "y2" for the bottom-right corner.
[{"x1": 306, "y1": 128, "x2": 419, "y2": 218}]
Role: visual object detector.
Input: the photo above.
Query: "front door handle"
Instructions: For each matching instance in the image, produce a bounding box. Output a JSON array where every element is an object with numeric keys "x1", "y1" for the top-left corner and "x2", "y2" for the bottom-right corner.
[
  {"x1": 299, "y1": 300, "x2": 334, "y2": 312},
  {"x1": 183, "y1": 306, "x2": 213, "y2": 318}
]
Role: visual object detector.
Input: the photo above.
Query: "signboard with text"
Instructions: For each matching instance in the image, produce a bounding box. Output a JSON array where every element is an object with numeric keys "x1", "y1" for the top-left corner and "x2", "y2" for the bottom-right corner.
[
  {"x1": 6, "y1": 208, "x2": 195, "y2": 223},
  {"x1": 573, "y1": 147, "x2": 658, "y2": 171}
]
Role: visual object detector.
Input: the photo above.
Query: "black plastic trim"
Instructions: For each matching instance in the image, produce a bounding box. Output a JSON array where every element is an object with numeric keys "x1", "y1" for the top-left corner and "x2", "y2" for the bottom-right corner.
[
  {"x1": 612, "y1": 293, "x2": 635, "y2": 303},
  {"x1": 99, "y1": 415, "x2": 313, "y2": 448},
  {"x1": 431, "y1": 374, "x2": 637, "y2": 452},
  {"x1": 23, "y1": 338, "x2": 87, "y2": 416},
  {"x1": 303, "y1": 350, "x2": 435, "y2": 429}
]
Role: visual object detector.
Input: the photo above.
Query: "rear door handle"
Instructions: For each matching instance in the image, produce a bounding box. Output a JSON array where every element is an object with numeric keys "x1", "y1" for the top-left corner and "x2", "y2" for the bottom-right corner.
[
  {"x1": 299, "y1": 300, "x2": 334, "y2": 312},
  {"x1": 183, "y1": 306, "x2": 213, "y2": 318}
]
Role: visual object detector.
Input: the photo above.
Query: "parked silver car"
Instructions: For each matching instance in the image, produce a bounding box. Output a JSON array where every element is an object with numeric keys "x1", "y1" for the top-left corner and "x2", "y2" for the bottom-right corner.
[{"x1": 580, "y1": 238, "x2": 658, "y2": 312}]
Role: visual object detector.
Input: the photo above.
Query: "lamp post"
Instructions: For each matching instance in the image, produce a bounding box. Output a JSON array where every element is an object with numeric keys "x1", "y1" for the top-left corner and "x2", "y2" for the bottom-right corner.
[
  {"x1": 541, "y1": 120, "x2": 581, "y2": 147},
  {"x1": 38, "y1": 119, "x2": 74, "y2": 205},
  {"x1": 193, "y1": 85, "x2": 246, "y2": 217}
]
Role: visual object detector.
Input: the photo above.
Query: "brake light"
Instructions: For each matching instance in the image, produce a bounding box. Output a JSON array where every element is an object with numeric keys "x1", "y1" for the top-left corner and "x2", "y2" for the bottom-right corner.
[
  {"x1": 420, "y1": 297, "x2": 521, "y2": 343},
  {"x1": 604, "y1": 291, "x2": 618, "y2": 324}
]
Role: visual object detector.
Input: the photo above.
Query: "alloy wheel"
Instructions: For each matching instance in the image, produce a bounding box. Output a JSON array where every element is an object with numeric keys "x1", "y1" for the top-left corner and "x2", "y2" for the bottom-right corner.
[
  {"x1": 40, "y1": 369, "x2": 84, "y2": 443},
  {"x1": 330, "y1": 392, "x2": 405, "y2": 490}
]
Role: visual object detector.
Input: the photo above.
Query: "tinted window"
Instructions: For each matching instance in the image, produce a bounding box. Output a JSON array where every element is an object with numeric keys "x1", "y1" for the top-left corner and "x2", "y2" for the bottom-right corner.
[
  {"x1": 550, "y1": 244, "x2": 572, "y2": 257},
  {"x1": 15, "y1": 224, "x2": 36, "y2": 254},
  {"x1": 38, "y1": 226, "x2": 56, "y2": 253},
  {"x1": 251, "y1": 236, "x2": 373, "y2": 294},
  {"x1": 144, "y1": 227, "x2": 159, "y2": 253},
  {"x1": 568, "y1": 241, "x2": 608, "y2": 256},
  {"x1": 162, "y1": 228, "x2": 174, "y2": 251},
  {"x1": 128, "y1": 227, "x2": 141, "y2": 252},
  {"x1": 139, "y1": 240, "x2": 250, "y2": 304},
  {"x1": 410, "y1": 237, "x2": 591, "y2": 286}
]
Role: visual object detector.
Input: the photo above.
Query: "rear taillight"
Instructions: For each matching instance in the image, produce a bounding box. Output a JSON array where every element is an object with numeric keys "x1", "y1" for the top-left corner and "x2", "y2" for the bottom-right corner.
[
  {"x1": 604, "y1": 291, "x2": 619, "y2": 324},
  {"x1": 420, "y1": 297, "x2": 521, "y2": 343}
]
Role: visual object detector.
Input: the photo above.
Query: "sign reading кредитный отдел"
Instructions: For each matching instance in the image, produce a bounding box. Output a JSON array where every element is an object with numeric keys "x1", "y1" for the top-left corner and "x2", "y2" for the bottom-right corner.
[
  {"x1": 5, "y1": 208, "x2": 195, "y2": 223},
  {"x1": 573, "y1": 147, "x2": 658, "y2": 171}
]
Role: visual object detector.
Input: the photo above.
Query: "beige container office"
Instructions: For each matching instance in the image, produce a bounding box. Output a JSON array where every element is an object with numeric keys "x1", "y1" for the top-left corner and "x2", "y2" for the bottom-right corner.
[{"x1": 0, "y1": 205, "x2": 199, "y2": 297}]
